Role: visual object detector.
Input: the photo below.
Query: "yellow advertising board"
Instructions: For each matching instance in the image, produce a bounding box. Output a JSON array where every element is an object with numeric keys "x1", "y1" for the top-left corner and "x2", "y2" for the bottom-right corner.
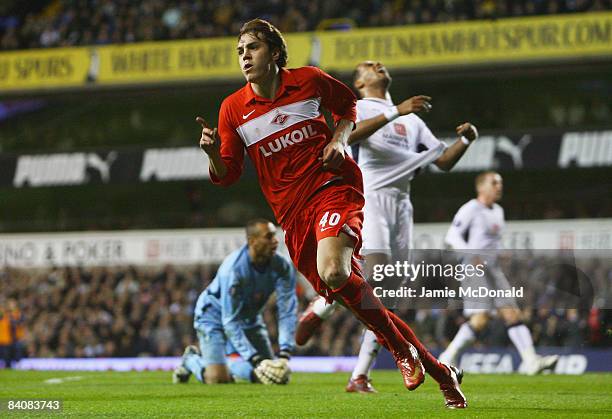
[
  {"x1": 93, "y1": 33, "x2": 312, "y2": 85},
  {"x1": 95, "y1": 38, "x2": 241, "y2": 85},
  {"x1": 0, "y1": 47, "x2": 90, "y2": 91},
  {"x1": 317, "y1": 11, "x2": 612, "y2": 70},
  {"x1": 0, "y1": 33, "x2": 312, "y2": 91},
  {"x1": 0, "y1": 12, "x2": 610, "y2": 92}
]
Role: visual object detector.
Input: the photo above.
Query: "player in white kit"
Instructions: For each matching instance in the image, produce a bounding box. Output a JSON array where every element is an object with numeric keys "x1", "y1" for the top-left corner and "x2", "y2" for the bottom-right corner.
[
  {"x1": 296, "y1": 60, "x2": 479, "y2": 393},
  {"x1": 440, "y1": 171, "x2": 558, "y2": 374}
]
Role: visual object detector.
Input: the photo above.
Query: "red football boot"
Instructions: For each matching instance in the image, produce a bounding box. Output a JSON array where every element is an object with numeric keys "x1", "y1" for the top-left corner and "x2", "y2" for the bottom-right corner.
[
  {"x1": 295, "y1": 311, "x2": 323, "y2": 345},
  {"x1": 296, "y1": 298, "x2": 328, "y2": 345},
  {"x1": 345, "y1": 375, "x2": 378, "y2": 393},
  {"x1": 393, "y1": 343, "x2": 425, "y2": 391},
  {"x1": 439, "y1": 363, "x2": 467, "y2": 409}
]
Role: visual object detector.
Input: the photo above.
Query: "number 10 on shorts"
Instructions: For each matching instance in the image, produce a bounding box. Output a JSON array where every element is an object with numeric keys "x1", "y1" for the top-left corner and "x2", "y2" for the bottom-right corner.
[{"x1": 319, "y1": 211, "x2": 340, "y2": 230}]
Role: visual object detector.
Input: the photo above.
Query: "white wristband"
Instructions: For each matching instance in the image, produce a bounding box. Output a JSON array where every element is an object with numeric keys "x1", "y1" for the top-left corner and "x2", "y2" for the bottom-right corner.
[
  {"x1": 383, "y1": 106, "x2": 400, "y2": 122},
  {"x1": 471, "y1": 125, "x2": 479, "y2": 139},
  {"x1": 460, "y1": 125, "x2": 478, "y2": 145}
]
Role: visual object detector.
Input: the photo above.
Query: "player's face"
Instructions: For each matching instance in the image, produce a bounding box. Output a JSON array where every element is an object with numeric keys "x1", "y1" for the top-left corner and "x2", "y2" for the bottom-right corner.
[
  {"x1": 481, "y1": 173, "x2": 503, "y2": 202},
  {"x1": 357, "y1": 61, "x2": 391, "y2": 89},
  {"x1": 249, "y1": 222, "x2": 279, "y2": 260},
  {"x1": 237, "y1": 33, "x2": 277, "y2": 83}
]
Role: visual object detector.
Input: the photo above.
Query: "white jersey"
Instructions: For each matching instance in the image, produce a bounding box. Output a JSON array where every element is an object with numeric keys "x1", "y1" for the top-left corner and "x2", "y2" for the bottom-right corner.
[
  {"x1": 350, "y1": 97, "x2": 446, "y2": 193},
  {"x1": 445, "y1": 199, "x2": 505, "y2": 250}
]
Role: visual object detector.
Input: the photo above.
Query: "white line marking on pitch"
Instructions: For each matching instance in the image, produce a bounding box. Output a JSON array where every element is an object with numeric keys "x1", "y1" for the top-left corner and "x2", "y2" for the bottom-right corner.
[{"x1": 44, "y1": 376, "x2": 84, "y2": 384}]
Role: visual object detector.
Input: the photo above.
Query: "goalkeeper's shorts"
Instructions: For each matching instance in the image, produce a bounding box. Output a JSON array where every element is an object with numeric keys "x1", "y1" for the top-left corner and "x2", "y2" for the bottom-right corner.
[
  {"x1": 196, "y1": 323, "x2": 274, "y2": 366},
  {"x1": 197, "y1": 328, "x2": 227, "y2": 366}
]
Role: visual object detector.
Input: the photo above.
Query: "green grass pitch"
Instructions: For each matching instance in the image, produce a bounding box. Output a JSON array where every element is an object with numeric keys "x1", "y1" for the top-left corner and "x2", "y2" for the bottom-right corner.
[{"x1": 1, "y1": 370, "x2": 611, "y2": 417}]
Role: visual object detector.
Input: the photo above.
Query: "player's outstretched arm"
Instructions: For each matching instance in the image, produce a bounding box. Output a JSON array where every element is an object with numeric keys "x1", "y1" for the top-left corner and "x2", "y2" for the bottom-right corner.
[
  {"x1": 348, "y1": 114, "x2": 388, "y2": 145},
  {"x1": 274, "y1": 262, "x2": 297, "y2": 355},
  {"x1": 348, "y1": 95, "x2": 432, "y2": 145},
  {"x1": 196, "y1": 116, "x2": 228, "y2": 179},
  {"x1": 435, "y1": 123, "x2": 478, "y2": 171}
]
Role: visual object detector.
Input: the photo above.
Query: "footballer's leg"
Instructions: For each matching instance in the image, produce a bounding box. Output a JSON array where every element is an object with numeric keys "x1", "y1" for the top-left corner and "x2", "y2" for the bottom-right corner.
[
  {"x1": 346, "y1": 252, "x2": 388, "y2": 393},
  {"x1": 386, "y1": 310, "x2": 467, "y2": 408},
  {"x1": 174, "y1": 344, "x2": 199, "y2": 383},
  {"x1": 501, "y1": 308, "x2": 559, "y2": 375},
  {"x1": 316, "y1": 231, "x2": 424, "y2": 391},
  {"x1": 226, "y1": 357, "x2": 252, "y2": 382},
  {"x1": 442, "y1": 260, "x2": 493, "y2": 366},
  {"x1": 204, "y1": 364, "x2": 233, "y2": 384},
  {"x1": 439, "y1": 310, "x2": 486, "y2": 365},
  {"x1": 295, "y1": 296, "x2": 338, "y2": 345},
  {"x1": 181, "y1": 329, "x2": 232, "y2": 384},
  {"x1": 346, "y1": 329, "x2": 379, "y2": 393},
  {"x1": 491, "y1": 266, "x2": 559, "y2": 375},
  {"x1": 346, "y1": 191, "x2": 396, "y2": 392},
  {"x1": 220, "y1": 334, "x2": 255, "y2": 382}
]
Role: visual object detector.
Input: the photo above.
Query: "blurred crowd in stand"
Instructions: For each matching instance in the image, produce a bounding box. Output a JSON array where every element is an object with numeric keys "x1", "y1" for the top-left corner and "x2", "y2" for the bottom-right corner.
[
  {"x1": 1, "y1": 0, "x2": 610, "y2": 50},
  {"x1": 0, "y1": 258, "x2": 609, "y2": 365}
]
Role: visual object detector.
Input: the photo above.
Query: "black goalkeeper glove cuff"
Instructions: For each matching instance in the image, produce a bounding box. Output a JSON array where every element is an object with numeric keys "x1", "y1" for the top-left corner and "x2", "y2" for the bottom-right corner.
[
  {"x1": 277, "y1": 350, "x2": 292, "y2": 360},
  {"x1": 249, "y1": 354, "x2": 265, "y2": 367}
]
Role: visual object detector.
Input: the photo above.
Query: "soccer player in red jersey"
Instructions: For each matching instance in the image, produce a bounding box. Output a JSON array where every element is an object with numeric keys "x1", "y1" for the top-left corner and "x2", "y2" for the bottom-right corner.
[{"x1": 197, "y1": 19, "x2": 466, "y2": 408}]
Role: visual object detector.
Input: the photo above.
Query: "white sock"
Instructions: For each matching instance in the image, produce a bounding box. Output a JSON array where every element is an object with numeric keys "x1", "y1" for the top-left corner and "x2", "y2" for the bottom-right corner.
[
  {"x1": 440, "y1": 322, "x2": 476, "y2": 365},
  {"x1": 351, "y1": 329, "x2": 380, "y2": 379},
  {"x1": 311, "y1": 296, "x2": 337, "y2": 320},
  {"x1": 507, "y1": 324, "x2": 537, "y2": 364}
]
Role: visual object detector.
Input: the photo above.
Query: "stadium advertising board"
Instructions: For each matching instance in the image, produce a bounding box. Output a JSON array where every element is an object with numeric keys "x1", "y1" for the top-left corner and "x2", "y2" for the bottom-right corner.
[
  {"x1": 319, "y1": 11, "x2": 612, "y2": 71},
  {"x1": 0, "y1": 219, "x2": 610, "y2": 267},
  {"x1": 0, "y1": 34, "x2": 312, "y2": 92},
  {"x1": 2, "y1": 147, "x2": 209, "y2": 188},
  {"x1": 95, "y1": 38, "x2": 241, "y2": 84},
  {"x1": 1, "y1": 12, "x2": 610, "y2": 92},
  {"x1": 0, "y1": 229, "x2": 246, "y2": 267},
  {"x1": 434, "y1": 129, "x2": 612, "y2": 173},
  {"x1": 0, "y1": 47, "x2": 90, "y2": 91},
  {"x1": 1, "y1": 130, "x2": 610, "y2": 188},
  {"x1": 12, "y1": 349, "x2": 612, "y2": 373},
  {"x1": 94, "y1": 33, "x2": 312, "y2": 85},
  {"x1": 374, "y1": 348, "x2": 612, "y2": 374}
]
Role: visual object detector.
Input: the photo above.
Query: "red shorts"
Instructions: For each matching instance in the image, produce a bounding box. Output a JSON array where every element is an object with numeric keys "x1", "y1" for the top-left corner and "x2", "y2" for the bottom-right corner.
[{"x1": 283, "y1": 183, "x2": 365, "y2": 300}]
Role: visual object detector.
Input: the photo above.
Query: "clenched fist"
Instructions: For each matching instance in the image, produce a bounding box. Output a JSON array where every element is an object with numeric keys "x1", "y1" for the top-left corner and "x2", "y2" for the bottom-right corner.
[
  {"x1": 456, "y1": 122, "x2": 478, "y2": 142},
  {"x1": 320, "y1": 141, "x2": 345, "y2": 171}
]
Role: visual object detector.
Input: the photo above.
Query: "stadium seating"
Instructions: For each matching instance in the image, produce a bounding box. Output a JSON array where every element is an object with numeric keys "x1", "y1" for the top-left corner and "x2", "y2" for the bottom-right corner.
[
  {"x1": 1, "y1": 260, "x2": 608, "y2": 360},
  {"x1": 1, "y1": 0, "x2": 610, "y2": 50}
]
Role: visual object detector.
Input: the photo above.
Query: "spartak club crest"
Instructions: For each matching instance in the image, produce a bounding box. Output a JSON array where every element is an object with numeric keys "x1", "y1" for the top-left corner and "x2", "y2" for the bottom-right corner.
[{"x1": 272, "y1": 112, "x2": 290, "y2": 125}]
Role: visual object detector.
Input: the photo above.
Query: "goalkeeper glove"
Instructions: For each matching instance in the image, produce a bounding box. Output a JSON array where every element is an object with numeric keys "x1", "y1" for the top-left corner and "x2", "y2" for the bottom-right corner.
[
  {"x1": 249, "y1": 354, "x2": 266, "y2": 367},
  {"x1": 276, "y1": 350, "x2": 291, "y2": 368},
  {"x1": 254, "y1": 359, "x2": 291, "y2": 385}
]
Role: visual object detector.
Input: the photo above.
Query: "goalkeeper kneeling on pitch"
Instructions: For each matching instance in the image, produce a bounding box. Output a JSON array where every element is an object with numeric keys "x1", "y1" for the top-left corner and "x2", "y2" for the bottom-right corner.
[{"x1": 173, "y1": 219, "x2": 297, "y2": 385}]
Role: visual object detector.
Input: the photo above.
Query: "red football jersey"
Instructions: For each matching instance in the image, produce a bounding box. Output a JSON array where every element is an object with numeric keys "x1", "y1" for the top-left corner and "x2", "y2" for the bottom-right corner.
[{"x1": 210, "y1": 66, "x2": 363, "y2": 227}]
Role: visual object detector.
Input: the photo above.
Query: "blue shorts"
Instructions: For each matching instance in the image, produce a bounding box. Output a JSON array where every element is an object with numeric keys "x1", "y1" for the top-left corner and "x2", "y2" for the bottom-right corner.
[{"x1": 196, "y1": 322, "x2": 274, "y2": 367}]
